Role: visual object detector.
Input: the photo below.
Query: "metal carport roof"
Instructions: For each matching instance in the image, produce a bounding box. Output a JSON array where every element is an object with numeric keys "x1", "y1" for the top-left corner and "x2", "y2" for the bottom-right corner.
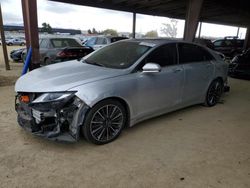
[{"x1": 51, "y1": 0, "x2": 250, "y2": 27}]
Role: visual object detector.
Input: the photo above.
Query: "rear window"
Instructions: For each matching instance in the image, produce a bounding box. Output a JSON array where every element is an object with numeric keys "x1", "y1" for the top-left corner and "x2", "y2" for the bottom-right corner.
[
  {"x1": 178, "y1": 43, "x2": 214, "y2": 64},
  {"x1": 50, "y1": 38, "x2": 82, "y2": 48}
]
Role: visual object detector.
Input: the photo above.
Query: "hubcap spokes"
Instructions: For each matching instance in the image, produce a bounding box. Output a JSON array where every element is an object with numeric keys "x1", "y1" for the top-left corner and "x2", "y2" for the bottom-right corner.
[
  {"x1": 90, "y1": 105, "x2": 123, "y2": 142},
  {"x1": 208, "y1": 82, "x2": 222, "y2": 105}
]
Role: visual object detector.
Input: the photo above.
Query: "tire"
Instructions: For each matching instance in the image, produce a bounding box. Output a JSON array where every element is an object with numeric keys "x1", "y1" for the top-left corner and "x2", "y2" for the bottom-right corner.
[
  {"x1": 20, "y1": 43, "x2": 25, "y2": 46},
  {"x1": 204, "y1": 79, "x2": 223, "y2": 107},
  {"x1": 44, "y1": 58, "x2": 51, "y2": 65},
  {"x1": 22, "y1": 53, "x2": 26, "y2": 63},
  {"x1": 82, "y1": 99, "x2": 127, "y2": 145}
]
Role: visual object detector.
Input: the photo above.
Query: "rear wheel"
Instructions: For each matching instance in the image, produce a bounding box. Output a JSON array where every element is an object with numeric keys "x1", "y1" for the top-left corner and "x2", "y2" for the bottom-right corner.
[
  {"x1": 44, "y1": 58, "x2": 51, "y2": 65},
  {"x1": 82, "y1": 99, "x2": 126, "y2": 145},
  {"x1": 204, "y1": 79, "x2": 223, "y2": 107},
  {"x1": 21, "y1": 53, "x2": 26, "y2": 63}
]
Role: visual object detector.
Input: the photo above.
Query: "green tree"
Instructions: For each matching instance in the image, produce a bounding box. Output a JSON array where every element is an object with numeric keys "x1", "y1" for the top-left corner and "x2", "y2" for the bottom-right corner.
[
  {"x1": 92, "y1": 28, "x2": 98, "y2": 34},
  {"x1": 41, "y1": 22, "x2": 53, "y2": 34},
  {"x1": 161, "y1": 19, "x2": 178, "y2": 38},
  {"x1": 87, "y1": 29, "x2": 92, "y2": 34},
  {"x1": 102, "y1": 29, "x2": 118, "y2": 36},
  {"x1": 145, "y1": 30, "x2": 158, "y2": 38}
]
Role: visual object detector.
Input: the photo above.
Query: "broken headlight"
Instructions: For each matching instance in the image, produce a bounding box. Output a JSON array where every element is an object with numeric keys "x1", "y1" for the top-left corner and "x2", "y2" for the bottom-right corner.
[
  {"x1": 32, "y1": 92, "x2": 75, "y2": 103},
  {"x1": 30, "y1": 92, "x2": 77, "y2": 111}
]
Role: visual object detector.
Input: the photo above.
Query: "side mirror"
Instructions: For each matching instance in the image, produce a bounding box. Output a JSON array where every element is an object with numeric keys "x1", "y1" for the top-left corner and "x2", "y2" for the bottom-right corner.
[{"x1": 142, "y1": 63, "x2": 161, "y2": 73}]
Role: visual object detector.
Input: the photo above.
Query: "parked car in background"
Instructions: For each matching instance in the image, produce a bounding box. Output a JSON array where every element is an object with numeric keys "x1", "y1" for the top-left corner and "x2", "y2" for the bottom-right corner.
[
  {"x1": 22, "y1": 37, "x2": 94, "y2": 65},
  {"x1": 10, "y1": 48, "x2": 26, "y2": 62},
  {"x1": 6, "y1": 38, "x2": 26, "y2": 46},
  {"x1": 78, "y1": 36, "x2": 90, "y2": 45},
  {"x1": 194, "y1": 38, "x2": 214, "y2": 49},
  {"x1": 15, "y1": 39, "x2": 229, "y2": 144},
  {"x1": 228, "y1": 49, "x2": 250, "y2": 78},
  {"x1": 213, "y1": 36, "x2": 244, "y2": 58},
  {"x1": 84, "y1": 36, "x2": 128, "y2": 50}
]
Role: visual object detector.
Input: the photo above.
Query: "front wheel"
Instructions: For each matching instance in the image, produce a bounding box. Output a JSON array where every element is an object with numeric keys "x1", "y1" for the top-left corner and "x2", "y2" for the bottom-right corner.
[
  {"x1": 82, "y1": 99, "x2": 127, "y2": 145},
  {"x1": 204, "y1": 79, "x2": 223, "y2": 107}
]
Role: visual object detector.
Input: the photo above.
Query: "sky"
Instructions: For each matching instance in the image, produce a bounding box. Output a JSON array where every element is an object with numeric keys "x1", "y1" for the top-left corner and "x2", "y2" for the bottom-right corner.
[{"x1": 0, "y1": 0, "x2": 247, "y2": 38}]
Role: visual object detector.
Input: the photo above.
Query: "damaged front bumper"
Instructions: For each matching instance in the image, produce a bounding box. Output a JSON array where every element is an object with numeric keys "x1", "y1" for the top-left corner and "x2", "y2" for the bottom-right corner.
[{"x1": 15, "y1": 93, "x2": 89, "y2": 142}]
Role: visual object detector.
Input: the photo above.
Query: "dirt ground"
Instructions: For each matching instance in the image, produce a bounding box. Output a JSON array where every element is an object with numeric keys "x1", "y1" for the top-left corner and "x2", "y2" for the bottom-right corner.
[
  {"x1": 0, "y1": 46, "x2": 23, "y2": 86},
  {"x1": 0, "y1": 47, "x2": 250, "y2": 187}
]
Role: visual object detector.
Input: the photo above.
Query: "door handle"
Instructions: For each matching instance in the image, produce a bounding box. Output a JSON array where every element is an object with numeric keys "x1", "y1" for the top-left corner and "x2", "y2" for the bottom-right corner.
[{"x1": 173, "y1": 69, "x2": 182, "y2": 73}]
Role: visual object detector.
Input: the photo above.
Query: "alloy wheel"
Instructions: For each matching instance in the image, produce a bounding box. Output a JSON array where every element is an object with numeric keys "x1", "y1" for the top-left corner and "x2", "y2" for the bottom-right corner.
[
  {"x1": 90, "y1": 104, "x2": 124, "y2": 142},
  {"x1": 207, "y1": 81, "x2": 222, "y2": 106}
]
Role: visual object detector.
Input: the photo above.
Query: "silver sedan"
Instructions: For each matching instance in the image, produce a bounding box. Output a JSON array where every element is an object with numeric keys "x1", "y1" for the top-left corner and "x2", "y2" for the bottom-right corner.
[{"x1": 15, "y1": 39, "x2": 229, "y2": 144}]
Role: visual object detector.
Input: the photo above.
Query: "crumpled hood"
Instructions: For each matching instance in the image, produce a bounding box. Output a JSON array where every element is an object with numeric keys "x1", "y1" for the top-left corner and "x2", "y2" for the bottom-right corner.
[{"x1": 15, "y1": 60, "x2": 125, "y2": 92}]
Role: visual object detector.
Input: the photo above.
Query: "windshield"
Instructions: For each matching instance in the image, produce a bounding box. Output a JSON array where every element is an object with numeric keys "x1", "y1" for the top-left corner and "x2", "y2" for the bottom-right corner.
[
  {"x1": 51, "y1": 38, "x2": 82, "y2": 48},
  {"x1": 85, "y1": 41, "x2": 151, "y2": 69}
]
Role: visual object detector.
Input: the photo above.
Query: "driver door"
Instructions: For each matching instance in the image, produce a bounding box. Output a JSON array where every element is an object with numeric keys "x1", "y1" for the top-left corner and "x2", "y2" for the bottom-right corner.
[{"x1": 134, "y1": 43, "x2": 184, "y2": 119}]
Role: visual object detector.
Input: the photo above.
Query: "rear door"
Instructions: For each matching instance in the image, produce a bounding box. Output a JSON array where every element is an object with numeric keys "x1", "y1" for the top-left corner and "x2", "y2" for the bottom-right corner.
[{"x1": 178, "y1": 43, "x2": 215, "y2": 105}]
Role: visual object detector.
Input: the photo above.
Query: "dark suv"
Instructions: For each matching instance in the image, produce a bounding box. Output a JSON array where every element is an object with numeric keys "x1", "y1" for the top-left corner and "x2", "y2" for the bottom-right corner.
[{"x1": 213, "y1": 36, "x2": 244, "y2": 58}]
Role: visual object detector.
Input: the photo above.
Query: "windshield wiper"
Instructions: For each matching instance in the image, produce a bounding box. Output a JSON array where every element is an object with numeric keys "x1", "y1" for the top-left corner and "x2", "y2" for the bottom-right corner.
[{"x1": 83, "y1": 59, "x2": 104, "y2": 67}]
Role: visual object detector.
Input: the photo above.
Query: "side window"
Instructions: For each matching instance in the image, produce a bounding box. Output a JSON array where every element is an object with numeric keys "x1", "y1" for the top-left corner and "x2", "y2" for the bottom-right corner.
[
  {"x1": 86, "y1": 37, "x2": 96, "y2": 46},
  {"x1": 96, "y1": 37, "x2": 106, "y2": 45},
  {"x1": 40, "y1": 39, "x2": 48, "y2": 48},
  {"x1": 103, "y1": 38, "x2": 108, "y2": 44},
  {"x1": 145, "y1": 43, "x2": 177, "y2": 67},
  {"x1": 224, "y1": 40, "x2": 233, "y2": 47},
  {"x1": 214, "y1": 40, "x2": 222, "y2": 47},
  {"x1": 178, "y1": 43, "x2": 213, "y2": 64}
]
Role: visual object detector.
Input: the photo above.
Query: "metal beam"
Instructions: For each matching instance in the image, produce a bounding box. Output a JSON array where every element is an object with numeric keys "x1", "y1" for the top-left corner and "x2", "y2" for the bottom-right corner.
[
  {"x1": 183, "y1": 0, "x2": 204, "y2": 41},
  {"x1": 236, "y1": 27, "x2": 240, "y2": 38},
  {"x1": 132, "y1": 12, "x2": 136, "y2": 38},
  {"x1": 243, "y1": 27, "x2": 250, "y2": 50},
  {"x1": 198, "y1": 22, "x2": 202, "y2": 38},
  {"x1": 21, "y1": 0, "x2": 40, "y2": 70},
  {"x1": 21, "y1": 0, "x2": 30, "y2": 47},
  {"x1": 0, "y1": 3, "x2": 10, "y2": 70}
]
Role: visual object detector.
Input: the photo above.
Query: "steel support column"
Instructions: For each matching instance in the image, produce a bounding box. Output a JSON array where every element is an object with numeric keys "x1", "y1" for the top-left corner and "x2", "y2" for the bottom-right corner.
[
  {"x1": 21, "y1": 0, "x2": 40, "y2": 70},
  {"x1": 132, "y1": 12, "x2": 136, "y2": 38},
  {"x1": 183, "y1": 0, "x2": 204, "y2": 42},
  {"x1": 198, "y1": 22, "x2": 202, "y2": 38},
  {"x1": 0, "y1": 3, "x2": 10, "y2": 70},
  {"x1": 243, "y1": 27, "x2": 250, "y2": 50}
]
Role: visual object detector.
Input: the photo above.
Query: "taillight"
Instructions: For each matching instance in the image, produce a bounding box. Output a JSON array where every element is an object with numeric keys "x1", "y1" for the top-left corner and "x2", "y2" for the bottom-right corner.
[{"x1": 57, "y1": 51, "x2": 77, "y2": 57}]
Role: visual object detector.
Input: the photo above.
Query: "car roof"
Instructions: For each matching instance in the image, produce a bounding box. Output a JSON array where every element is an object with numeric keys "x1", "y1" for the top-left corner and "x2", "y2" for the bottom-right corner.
[
  {"x1": 125, "y1": 38, "x2": 182, "y2": 45},
  {"x1": 40, "y1": 37, "x2": 77, "y2": 40}
]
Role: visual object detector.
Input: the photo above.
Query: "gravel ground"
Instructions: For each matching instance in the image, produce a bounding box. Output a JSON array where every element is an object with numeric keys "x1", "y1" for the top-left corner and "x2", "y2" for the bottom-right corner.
[{"x1": 0, "y1": 77, "x2": 249, "y2": 188}]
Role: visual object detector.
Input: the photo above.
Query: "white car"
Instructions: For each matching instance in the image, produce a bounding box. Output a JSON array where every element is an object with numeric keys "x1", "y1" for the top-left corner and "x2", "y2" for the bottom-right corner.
[
  {"x1": 15, "y1": 39, "x2": 230, "y2": 145},
  {"x1": 6, "y1": 38, "x2": 26, "y2": 46}
]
